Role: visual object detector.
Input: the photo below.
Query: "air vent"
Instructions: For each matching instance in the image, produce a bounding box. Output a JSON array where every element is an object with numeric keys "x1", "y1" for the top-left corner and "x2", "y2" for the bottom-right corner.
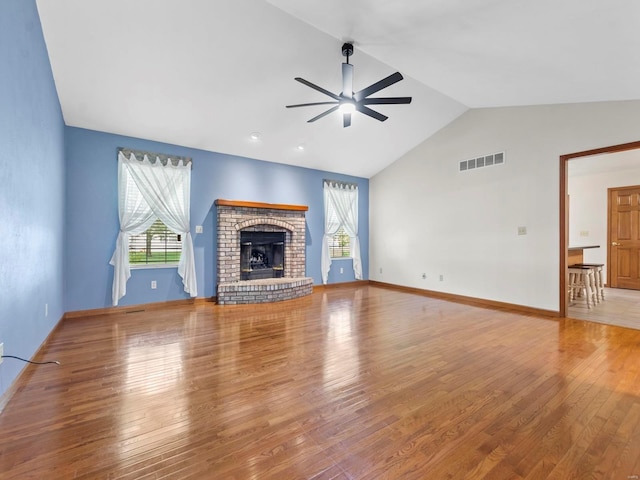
[{"x1": 459, "y1": 151, "x2": 505, "y2": 172}]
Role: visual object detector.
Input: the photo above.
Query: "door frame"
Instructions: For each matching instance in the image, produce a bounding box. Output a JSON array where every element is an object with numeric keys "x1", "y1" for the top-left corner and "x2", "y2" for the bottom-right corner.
[{"x1": 559, "y1": 140, "x2": 640, "y2": 317}]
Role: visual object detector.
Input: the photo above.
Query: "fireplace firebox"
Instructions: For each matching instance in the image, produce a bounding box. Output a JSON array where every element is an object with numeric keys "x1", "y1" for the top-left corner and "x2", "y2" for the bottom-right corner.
[{"x1": 240, "y1": 231, "x2": 285, "y2": 281}]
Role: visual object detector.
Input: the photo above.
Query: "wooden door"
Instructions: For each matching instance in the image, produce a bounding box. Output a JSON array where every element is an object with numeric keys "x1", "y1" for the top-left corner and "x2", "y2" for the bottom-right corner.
[{"x1": 609, "y1": 185, "x2": 640, "y2": 289}]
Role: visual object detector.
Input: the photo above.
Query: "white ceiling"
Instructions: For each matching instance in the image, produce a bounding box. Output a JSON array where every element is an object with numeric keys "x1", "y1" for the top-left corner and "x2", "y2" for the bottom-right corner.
[{"x1": 35, "y1": 0, "x2": 640, "y2": 178}]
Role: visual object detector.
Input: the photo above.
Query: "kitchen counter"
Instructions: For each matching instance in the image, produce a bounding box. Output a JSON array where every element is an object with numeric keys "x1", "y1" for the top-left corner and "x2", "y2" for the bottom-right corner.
[{"x1": 568, "y1": 245, "x2": 600, "y2": 265}]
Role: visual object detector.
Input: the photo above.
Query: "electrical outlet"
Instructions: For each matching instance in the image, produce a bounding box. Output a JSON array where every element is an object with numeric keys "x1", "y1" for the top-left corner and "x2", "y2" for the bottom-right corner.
[
  {"x1": 151, "y1": 280, "x2": 157, "y2": 289},
  {"x1": 195, "y1": 225, "x2": 203, "y2": 234},
  {"x1": 0, "y1": 343, "x2": 3, "y2": 365},
  {"x1": 518, "y1": 226, "x2": 527, "y2": 235},
  {"x1": 439, "y1": 274, "x2": 444, "y2": 282},
  {"x1": 340, "y1": 267, "x2": 344, "y2": 274},
  {"x1": 422, "y1": 273, "x2": 426, "y2": 279},
  {"x1": 379, "y1": 267, "x2": 383, "y2": 274}
]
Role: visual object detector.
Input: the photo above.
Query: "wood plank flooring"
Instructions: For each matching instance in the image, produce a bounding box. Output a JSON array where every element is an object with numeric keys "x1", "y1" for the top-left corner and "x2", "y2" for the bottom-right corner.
[
  {"x1": 568, "y1": 286, "x2": 640, "y2": 330},
  {"x1": 2, "y1": 284, "x2": 640, "y2": 479}
]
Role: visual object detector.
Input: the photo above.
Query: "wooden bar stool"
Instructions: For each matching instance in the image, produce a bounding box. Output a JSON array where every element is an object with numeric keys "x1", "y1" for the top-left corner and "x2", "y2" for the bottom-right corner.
[
  {"x1": 571, "y1": 263, "x2": 605, "y2": 303},
  {"x1": 568, "y1": 266, "x2": 596, "y2": 309}
]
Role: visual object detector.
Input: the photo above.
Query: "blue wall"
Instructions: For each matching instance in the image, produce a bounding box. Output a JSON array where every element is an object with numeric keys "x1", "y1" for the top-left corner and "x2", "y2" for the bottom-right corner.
[
  {"x1": 0, "y1": 0, "x2": 65, "y2": 395},
  {"x1": 0, "y1": 0, "x2": 368, "y2": 399},
  {"x1": 65, "y1": 127, "x2": 369, "y2": 311}
]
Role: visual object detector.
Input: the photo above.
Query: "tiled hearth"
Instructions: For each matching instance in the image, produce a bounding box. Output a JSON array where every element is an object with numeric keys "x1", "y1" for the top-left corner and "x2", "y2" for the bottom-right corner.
[{"x1": 215, "y1": 199, "x2": 313, "y2": 305}]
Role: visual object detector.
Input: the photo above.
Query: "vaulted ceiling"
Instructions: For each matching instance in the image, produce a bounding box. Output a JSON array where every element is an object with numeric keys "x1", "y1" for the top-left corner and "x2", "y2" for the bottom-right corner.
[{"x1": 35, "y1": 0, "x2": 640, "y2": 178}]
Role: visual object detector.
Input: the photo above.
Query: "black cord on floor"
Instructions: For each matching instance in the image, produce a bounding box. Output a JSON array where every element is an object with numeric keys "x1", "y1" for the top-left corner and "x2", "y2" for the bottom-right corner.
[{"x1": 1, "y1": 355, "x2": 60, "y2": 365}]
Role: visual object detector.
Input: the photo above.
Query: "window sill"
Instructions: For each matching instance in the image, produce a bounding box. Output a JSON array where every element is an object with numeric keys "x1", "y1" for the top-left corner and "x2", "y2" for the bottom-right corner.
[
  {"x1": 130, "y1": 264, "x2": 179, "y2": 270},
  {"x1": 330, "y1": 257, "x2": 353, "y2": 261}
]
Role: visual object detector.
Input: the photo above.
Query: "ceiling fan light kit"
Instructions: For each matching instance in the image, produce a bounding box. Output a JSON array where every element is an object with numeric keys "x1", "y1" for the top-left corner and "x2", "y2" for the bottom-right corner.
[{"x1": 286, "y1": 43, "x2": 412, "y2": 128}]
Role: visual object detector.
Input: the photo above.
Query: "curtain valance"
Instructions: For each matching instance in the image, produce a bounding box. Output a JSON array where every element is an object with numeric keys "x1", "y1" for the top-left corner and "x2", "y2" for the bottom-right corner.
[
  {"x1": 117, "y1": 147, "x2": 192, "y2": 167},
  {"x1": 323, "y1": 179, "x2": 358, "y2": 189}
]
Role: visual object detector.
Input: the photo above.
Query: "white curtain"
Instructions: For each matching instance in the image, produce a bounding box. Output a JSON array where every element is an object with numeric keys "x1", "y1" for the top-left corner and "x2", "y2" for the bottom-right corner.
[
  {"x1": 321, "y1": 181, "x2": 362, "y2": 284},
  {"x1": 109, "y1": 152, "x2": 197, "y2": 305}
]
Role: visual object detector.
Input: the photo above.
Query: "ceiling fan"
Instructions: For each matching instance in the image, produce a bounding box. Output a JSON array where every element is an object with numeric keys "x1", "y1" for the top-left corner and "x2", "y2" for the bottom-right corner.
[{"x1": 286, "y1": 43, "x2": 412, "y2": 128}]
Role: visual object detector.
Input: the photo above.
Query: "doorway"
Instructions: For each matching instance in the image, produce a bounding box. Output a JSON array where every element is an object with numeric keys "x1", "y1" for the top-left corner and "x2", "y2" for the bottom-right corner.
[{"x1": 560, "y1": 140, "x2": 640, "y2": 317}]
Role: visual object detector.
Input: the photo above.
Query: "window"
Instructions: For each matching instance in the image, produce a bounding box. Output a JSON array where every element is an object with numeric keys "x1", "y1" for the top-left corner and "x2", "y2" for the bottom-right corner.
[
  {"x1": 129, "y1": 218, "x2": 182, "y2": 265},
  {"x1": 321, "y1": 179, "x2": 362, "y2": 284},
  {"x1": 110, "y1": 149, "x2": 197, "y2": 306},
  {"x1": 329, "y1": 226, "x2": 351, "y2": 258}
]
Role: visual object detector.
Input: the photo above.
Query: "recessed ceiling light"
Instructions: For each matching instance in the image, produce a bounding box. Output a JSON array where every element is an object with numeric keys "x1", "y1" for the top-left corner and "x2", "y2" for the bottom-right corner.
[
  {"x1": 297, "y1": 144, "x2": 305, "y2": 151},
  {"x1": 250, "y1": 132, "x2": 261, "y2": 140}
]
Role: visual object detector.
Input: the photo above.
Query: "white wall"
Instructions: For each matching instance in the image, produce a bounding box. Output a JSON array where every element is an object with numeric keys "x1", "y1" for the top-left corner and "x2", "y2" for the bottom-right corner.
[
  {"x1": 569, "y1": 151, "x2": 640, "y2": 281},
  {"x1": 370, "y1": 100, "x2": 640, "y2": 312}
]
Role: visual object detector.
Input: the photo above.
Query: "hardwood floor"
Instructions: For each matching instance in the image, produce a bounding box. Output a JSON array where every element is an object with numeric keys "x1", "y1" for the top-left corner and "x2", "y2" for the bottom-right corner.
[
  {"x1": 2, "y1": 284, "x2": 640, "y2": 479},
  {"x1": 568, "y1": 286, "x2": 640, "y2": 330}
]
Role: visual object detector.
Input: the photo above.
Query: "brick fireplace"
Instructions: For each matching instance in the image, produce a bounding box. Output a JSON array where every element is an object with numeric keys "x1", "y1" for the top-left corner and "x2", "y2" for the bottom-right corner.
[{"x1": 215, "y1": 199, "x2": 313, "y2": 304}]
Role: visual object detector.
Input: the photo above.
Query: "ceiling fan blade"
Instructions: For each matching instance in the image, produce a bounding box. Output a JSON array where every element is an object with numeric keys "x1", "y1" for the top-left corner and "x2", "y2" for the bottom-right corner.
[
  {"x1": 360, "y1": 97, "x2": 412, "y2": 105},
  {"x1": 307, "y1": 105, "x2": 340, "y2": 123},
  {"x1": 342, "y1": 63, "x2": 353, "y2": 99},
  {"x1": 355, "y1": 104, "x2": 388, "y2": 122},
  {"x1": 295, "y1": 77, "x2": 341, "y2": 101},
  {"x1": 286, "y1": 101, "x2": 339, "y2": 108},
  {"x1": 343, "y1": 113, "x2": 352, "y2": 128},
  {"x1": 353, "y1": 72, "x2": 404, "y2": 101}
]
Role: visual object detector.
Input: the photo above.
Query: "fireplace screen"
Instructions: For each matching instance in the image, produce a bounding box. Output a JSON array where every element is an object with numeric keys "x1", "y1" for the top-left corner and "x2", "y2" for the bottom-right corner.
[{"x1": 240, "y1": 231, "x2": 285, "y2": 281}]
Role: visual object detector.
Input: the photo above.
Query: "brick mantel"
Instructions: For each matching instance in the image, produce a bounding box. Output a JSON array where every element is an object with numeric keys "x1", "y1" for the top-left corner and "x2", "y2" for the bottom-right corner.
[{"x1": 215, "y1": 199, "x2": 311, "y2": 304}]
